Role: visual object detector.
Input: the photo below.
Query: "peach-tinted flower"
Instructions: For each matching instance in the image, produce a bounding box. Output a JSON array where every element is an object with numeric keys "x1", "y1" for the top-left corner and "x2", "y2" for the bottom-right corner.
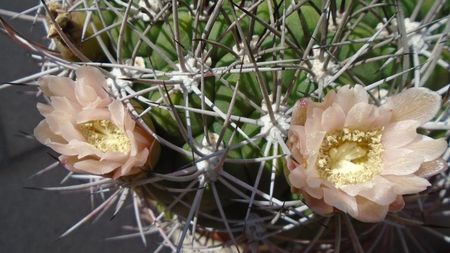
[
  {"x1": 287, "y1": 85, "x2": 447, "y2": 222},
  {"x1": 34, "y1": 66, "x2": 160, "y2": 179}
]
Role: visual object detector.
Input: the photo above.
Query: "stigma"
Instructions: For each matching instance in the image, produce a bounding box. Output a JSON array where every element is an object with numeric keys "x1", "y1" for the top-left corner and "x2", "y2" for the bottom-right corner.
[
  {"x1": 317, "y1": 128, "x2": 383, "y2": 187},
  {"x1": 79, "y1": 120, "x2": 131, "y2": 153}
]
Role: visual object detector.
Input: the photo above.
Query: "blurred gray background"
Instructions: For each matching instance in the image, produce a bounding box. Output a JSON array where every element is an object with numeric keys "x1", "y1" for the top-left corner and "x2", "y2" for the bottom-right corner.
[{"x1": 0, "y1": 1, "x2": 160, "y2": 252}]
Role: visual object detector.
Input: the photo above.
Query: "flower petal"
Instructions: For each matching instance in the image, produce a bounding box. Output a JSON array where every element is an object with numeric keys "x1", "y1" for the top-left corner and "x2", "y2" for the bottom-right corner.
[
  {"x1": 305, "y1": 108, "x2": 326, "y2": 155},
  {"x1": 75, "y1": 66, "x2": 110, "y2": 100},
  {"x1": 34, "y1": 122, "x2": 82, "y2": 156},
  {"x1": 76, "y1": 108, "x2": 111, "y2": 123},
  {"x1": 382, "y1": 120, "x2": 420, "y2": 149},
  {"x1": 50, "y1": 96, "x2": 79, "y2": 115},
  {"x1": 39, "y1": 76, "x2": 76, "y2": 101},
  {"x1": 405, "y1": 136, "x2": 447, "y2": 162},
  {"x1": 302, "y1": 193, "x2": 333, "y2": 215},
  {"x1": 323, "y1": 188, "x2": 358, "y2": 217},
  {"x1": 344, "y1": 103, "x2": 375, "y2": 129},
  {"x1": 67, "y1": 139, "x2": 104, "y2": 158},
  {"x1": 36, "y1": 103, "x2": 53, "y2": 116},
  {"x1": 74, "y1": 80, "x2": 100, "y2": 106},
  {"x1": 353, "y1": 197, "x2": 389, "y2": 223},
  {"x1": 371, "y1": 107, "x2": 392, "y2": 129},
  {"x1": 133, "y1": 127, "x2": 152, "y2": 147},
  {"x1": 34, "y1": 120, "x2": 65, "y2": 146},
  {"x1": 389, "y1": 196, "x2": 405, "y2": 212},
  {"x1": 304, "y1": 184, "x2": 323, "y2": 199},
  {"x1": 321, "y1": 103, "x2": 345, "y2": 132},
  {"x1": 381, "y1": 149, "x2": 424, "y2": 175},
  {"x1": 381, "y1": 87, "x2": 441, "y2": 124},
  {"x1": 345, "y1": 103, "x2": 392, "y2": 130},
  {"x1": 112, "y1": 148, "x2": 149, "y2": 179},
  {"x1": 383, "y1": 175, "x2": 431, "y2": 195},
  {"x1": 46, "y1": 113, "x2": 83, "y2": 141},
  {"x1": 305, "y1": 155, "x2": 322, "y2": 188},
  {"x1": 291, "y1": 99, "x2": 310, "y2": 125},
  {"x1": 109, "y1": 100, "x2": 126, "y2": 129},
  {"x1": 73, "y1": 159, "x2": 122, "y2": 175},
  {"x1": 126, "y1": 129, "x2": 139, "y2": 156},
  {"x1": 334, "y1": 85, "x2": 369, "y2": 113},
  {"x1": 288, "y1": 125, "x2": 307, "y2": 157},
  {"x1": 288, "y1": 167, "x2": 307, "y2": 189},
  {"x1": 415, "y1": 159, "x2": 447, "y2": 178},
  {"x1": 340, "y1": 176, "x2": 397, "y2": 205}
]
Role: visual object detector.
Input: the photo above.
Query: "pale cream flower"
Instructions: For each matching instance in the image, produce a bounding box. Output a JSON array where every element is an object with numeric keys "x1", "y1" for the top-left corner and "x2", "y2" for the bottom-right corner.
[
  {"x1": 287, "y1": 85, "x2": 447, "y2": 222},
  {"x1": 34, "y1": 66, "x2": 160, "y2": 179}
]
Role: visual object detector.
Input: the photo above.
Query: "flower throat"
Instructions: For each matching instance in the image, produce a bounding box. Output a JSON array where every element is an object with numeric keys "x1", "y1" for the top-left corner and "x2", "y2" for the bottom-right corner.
[
  {"x1": 317, "y1": 128, "x2": 383, "y2": 187},
  {"x1": 79, "y1": 120, "x2": 130, "y2": 153}
]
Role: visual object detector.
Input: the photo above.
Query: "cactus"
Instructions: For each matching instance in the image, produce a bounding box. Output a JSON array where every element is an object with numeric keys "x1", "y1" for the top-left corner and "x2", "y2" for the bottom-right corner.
[{"x1": 0, "y1": 0, "x2": 449, "y2": 252}]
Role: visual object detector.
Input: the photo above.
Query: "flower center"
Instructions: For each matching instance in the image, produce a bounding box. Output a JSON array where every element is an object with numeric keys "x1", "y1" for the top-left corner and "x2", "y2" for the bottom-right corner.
[
  {"x1": 79, "y1": 120, "x2": 130, "y2": 153},
  {"x1": 317, "y1": 128, "x2": 383, "y2": 187}
]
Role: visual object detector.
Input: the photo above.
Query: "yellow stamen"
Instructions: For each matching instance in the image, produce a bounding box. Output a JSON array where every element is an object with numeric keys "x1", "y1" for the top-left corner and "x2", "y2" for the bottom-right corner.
[
  {"x1": 79, "y1": 120, "x2": 130, "y2": 153},
  {"x1": 317, "y1": 128, "x2": 383, "y2": 187}
]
